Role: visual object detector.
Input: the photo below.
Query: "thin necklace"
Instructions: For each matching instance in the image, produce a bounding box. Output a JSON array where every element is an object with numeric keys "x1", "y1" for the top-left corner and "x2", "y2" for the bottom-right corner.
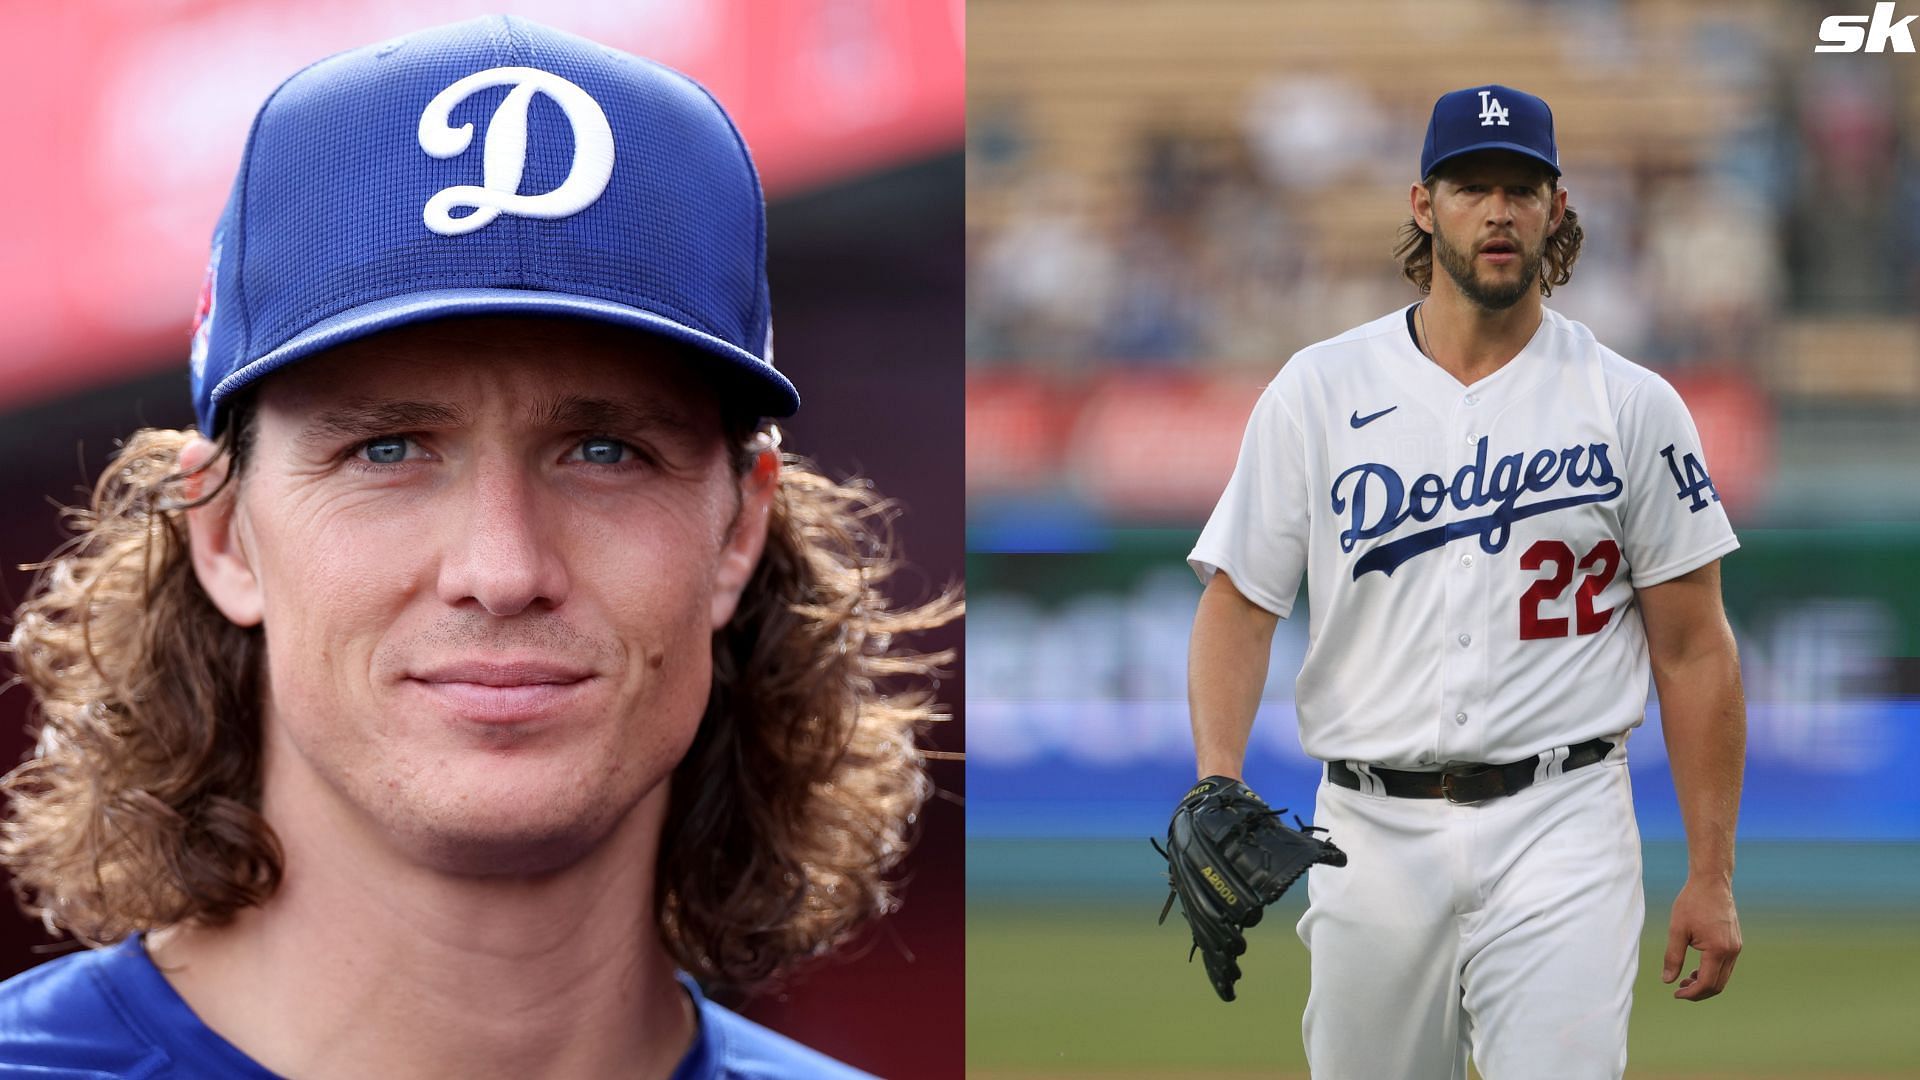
[{"x1": 1416, "y1": 301, "x2": 1432, "y2": 360}]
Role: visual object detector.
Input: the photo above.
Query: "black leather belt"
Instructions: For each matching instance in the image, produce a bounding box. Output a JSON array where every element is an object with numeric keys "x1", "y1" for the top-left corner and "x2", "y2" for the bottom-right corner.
[{"x1": 1326, "y1": 738, "x2": 1615, "y2": 804}]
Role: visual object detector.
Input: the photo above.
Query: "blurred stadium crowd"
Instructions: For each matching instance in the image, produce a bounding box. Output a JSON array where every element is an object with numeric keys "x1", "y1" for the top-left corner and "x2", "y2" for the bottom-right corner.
[
  {"x1": 970, "y1": 7, "x2": 1920, "y2": 1069},
  {"x1": 964, "y1": 0, "x2": 1920, "y2": 841},
  {"x1": 967, "y1": 0, "x2": 1920, "y2": 529}
]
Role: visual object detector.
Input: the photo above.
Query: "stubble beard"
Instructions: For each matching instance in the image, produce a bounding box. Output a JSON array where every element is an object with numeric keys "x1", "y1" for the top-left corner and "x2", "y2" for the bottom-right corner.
[{"x1": 1431, "y1": 216, "x2": 1544, "y2": 312}]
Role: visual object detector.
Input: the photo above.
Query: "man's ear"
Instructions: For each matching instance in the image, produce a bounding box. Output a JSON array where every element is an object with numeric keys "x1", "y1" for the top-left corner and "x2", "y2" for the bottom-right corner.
[
  {"x1": 1410, "y1": 180, "x2": 1435, "y2": 235},
  {"x1": 1549, "y1": 184, "x2": 1568, "y2": 236},
  {"x1": 180, "y1": 434, "x2": 264, "y2": 628},
  {"x1": 711, "y1": 448, "x2": 778, "y2": 631}
]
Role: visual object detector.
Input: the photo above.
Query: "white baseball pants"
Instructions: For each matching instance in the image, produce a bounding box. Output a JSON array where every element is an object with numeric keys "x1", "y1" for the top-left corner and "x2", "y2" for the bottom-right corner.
[{"x1": 1295, "y1": 755, "x2": 1643, "y2": 1079}]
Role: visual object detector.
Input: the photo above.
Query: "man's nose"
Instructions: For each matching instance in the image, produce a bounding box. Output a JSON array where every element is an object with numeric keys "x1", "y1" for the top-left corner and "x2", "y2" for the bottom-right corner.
[
  {"x1": 436, "y1": 460, "x2": 570, "y2": 617},
  {"x1": 1485, "y1": 190, "x2": 1516, "y2": 226}
]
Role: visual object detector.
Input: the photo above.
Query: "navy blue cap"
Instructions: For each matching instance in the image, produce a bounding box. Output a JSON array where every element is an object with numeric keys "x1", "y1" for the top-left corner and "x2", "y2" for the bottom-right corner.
[
  {"x1": 1419, "y1": 84, "x2": 1559, "y2": 180},
  {"x1": 189, "y1": 15, "x2": 796, "y2": 436}
]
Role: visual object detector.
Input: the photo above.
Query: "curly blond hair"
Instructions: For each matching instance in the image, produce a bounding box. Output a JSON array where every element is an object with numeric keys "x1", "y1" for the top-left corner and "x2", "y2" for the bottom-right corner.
[{"x1": 2, "y1": 404, "x2": 957, "y2": 994}]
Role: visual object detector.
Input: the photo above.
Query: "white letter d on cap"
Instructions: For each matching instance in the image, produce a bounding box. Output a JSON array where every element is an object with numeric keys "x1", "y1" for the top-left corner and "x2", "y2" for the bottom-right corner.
[{"x1": 419, "y1": 66, "x2": 616, "y2": 236}]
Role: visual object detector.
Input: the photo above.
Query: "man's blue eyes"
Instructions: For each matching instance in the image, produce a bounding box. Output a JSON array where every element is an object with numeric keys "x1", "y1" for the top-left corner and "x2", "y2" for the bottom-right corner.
[
  {"x1": 363, "y1": 438, "x2": 409, "y2": 464},
  {"x1": 355, "y1": 437, "x2": 636, "y2": 466},
  {"x1": 575, "y1": 438, "x2": 627, "y2": 465}
]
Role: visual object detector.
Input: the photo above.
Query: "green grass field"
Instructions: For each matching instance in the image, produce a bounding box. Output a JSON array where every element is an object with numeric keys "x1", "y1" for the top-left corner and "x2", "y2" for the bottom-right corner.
[
  {"x1": 968, "y1": 842, "x2": 1920, "y2": 1078},
  {"x1": 967, "y1": 908, "x2": 1920, "y2": 1078}
]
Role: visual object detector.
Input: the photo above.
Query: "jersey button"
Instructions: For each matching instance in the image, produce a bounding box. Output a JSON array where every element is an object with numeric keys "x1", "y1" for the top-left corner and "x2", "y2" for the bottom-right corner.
[
  {"x1": 1464, "y1": 432, "x2": 1478, "y2": 444},
  {"x1": 1457, "y1": 633, "x2": 1472, "y2": 647},
  {"x1": 1460, "y1": 553, "x2": 1475, "y2": 567},
  {"x1": 1464, "y1": 393, "x2": 1479, "y2": 406},
  {"x1": 1454, "y1": 712, "x2": 1469, "y2": 725}
]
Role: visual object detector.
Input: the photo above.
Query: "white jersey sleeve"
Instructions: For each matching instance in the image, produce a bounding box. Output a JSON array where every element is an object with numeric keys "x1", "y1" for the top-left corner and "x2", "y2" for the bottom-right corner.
[
  {"x1": 1188, "y1": 378, "x2": 1311, "y2": 617},
  {"x1": 1616, "y1": 374, "x2": 1739, "y2": 587}
]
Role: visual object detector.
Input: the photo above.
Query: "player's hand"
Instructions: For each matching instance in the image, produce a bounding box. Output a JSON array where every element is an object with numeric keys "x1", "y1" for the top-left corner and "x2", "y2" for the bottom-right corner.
[{"x1": 1662, "y1": 876, "x2": 1741, "y2": 1001}]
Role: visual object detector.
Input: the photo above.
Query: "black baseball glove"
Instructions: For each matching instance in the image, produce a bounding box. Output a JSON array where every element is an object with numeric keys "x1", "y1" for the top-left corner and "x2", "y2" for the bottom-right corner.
[{"x1": 1152, "y1": 775, "x2": 1348, "y2": 1001}]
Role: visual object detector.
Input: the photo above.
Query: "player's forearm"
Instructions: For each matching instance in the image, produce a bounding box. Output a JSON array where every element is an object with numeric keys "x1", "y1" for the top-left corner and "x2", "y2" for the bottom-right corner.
[
  {"x1": 1187, "y1": 574, "x2": 1280, "y2": 780},
  {"x1": 1651, "y1": 626, "x2": 1746, "y2": 882}
]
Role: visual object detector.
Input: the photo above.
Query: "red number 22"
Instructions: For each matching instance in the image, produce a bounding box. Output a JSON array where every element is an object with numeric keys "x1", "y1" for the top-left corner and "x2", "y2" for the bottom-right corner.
[{"x1": 1518, "y1": 539, "x2": 1620, "y2": 640}]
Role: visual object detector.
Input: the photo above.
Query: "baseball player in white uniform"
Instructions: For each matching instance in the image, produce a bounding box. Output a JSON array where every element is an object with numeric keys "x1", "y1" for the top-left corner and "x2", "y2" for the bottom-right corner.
[{"x1": 1186, "y1": 85, "x2": 1747, "y2": 1078}]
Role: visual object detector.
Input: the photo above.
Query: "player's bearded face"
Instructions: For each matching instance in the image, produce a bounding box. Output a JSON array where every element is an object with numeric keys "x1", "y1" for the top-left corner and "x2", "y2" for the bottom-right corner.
[
  {"x1": 216, "y1": 317, "x2": 762, "y2": 876},
  {"x1": 1427, "y1": 163, "x2": 1554, "y2": 311}
]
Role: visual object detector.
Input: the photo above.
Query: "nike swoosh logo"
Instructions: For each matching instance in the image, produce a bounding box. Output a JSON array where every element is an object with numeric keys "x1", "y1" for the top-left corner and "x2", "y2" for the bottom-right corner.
[{"x1": 1350, "y1": 406, "x2": 1398, "y2": 428}]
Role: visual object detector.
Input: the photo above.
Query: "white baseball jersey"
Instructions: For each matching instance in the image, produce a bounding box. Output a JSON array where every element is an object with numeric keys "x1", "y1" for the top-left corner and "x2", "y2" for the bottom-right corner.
[{"x1": 1190, "y1": 304, "x2": 1737, "y2": 768}]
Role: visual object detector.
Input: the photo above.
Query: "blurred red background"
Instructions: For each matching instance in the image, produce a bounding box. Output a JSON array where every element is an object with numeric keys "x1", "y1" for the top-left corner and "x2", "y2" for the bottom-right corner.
[{"x1": 0, "y1": 2, "x2": 963, "y2": 1077}]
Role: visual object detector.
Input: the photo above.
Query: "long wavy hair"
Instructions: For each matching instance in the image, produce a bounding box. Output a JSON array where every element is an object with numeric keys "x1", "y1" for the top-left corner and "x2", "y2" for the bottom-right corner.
[
  {"x1": 1, "y1": 401, "x2": 957, "y2": 994},
  {"x1": 1393, "y1": 173, "x2": 1583, "y2": 298}
]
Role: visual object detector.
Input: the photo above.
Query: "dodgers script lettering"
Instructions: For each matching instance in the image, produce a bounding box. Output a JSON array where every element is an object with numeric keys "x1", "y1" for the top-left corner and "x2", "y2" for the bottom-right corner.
[{"x1": 1332, "y1": 437, "x2": 1624, "y2": 578}]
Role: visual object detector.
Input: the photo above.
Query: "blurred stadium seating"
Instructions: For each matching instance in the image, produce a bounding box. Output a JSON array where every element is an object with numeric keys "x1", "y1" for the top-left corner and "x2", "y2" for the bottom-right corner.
[
  {"x1": 967, "y1": 4, "x2": 1920, "y2": 1074},
  {"x1": 965, "y1": 0, "x2": 1920, "y2": 839},
  {"x1": 968, "y1": 0, "x2": 1920, "y2": 526}
]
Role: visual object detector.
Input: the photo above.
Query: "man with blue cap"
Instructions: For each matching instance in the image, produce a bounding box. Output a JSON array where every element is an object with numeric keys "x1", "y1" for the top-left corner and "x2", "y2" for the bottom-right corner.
[
  {"x1": 1181, "y1": 84, "x2": 1747, "y2": 1076},
  {"x1": 0, "y1": 16, "x2": 953, "y2": 1077}
]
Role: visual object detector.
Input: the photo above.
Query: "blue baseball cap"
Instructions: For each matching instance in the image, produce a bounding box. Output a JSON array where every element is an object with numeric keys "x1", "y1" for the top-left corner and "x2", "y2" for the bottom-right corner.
[
  {"x1": 188, "y1": 15, "x2": 796, "y2": 437},
  {"x1": 1419, "y1": 84, "x2": 1560, "y2": 180}
]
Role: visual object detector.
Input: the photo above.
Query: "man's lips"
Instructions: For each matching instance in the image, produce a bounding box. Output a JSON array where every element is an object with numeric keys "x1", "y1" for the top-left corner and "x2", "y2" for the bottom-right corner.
[
  {"x1": 409, "y1": 660, "x2": 594, "y2": 687},
  {"x1": 405, "y1": 660, "x2": 597, "y2": 724}
]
